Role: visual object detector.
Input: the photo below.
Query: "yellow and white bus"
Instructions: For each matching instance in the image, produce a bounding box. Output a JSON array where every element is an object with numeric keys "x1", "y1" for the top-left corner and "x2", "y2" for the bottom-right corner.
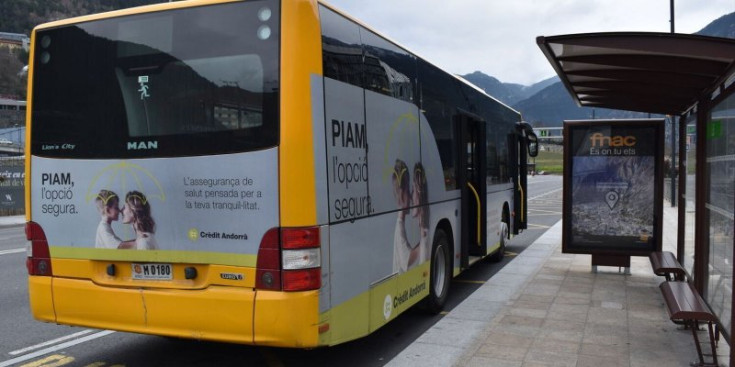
[{"x1": 25, "y1": 0, "x2": 538, "y2": 347}]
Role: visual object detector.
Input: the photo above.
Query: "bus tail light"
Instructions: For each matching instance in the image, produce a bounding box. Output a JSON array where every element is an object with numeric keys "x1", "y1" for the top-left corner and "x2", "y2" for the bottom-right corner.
[
  {"x1": 282, "y1": 268, "x2": 320, "y2": 291},
  {"x1": 282, "y1": 227, "x2": 321, "y2": 291},
  {"x1": 256, "y1": 228, "x2": 281, "y2": 290},
  {"x1": 255, "y1": 227, "x2": 321, "y2": 292},
  {"x1": 25, "y1": 221, "x2": 53, "y2": 276}
]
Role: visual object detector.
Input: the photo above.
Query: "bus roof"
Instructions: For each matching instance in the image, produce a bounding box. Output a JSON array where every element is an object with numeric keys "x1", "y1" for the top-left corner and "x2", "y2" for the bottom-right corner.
[{"x1": 32, "y1": 0, "x2": 242, "y2": 31}]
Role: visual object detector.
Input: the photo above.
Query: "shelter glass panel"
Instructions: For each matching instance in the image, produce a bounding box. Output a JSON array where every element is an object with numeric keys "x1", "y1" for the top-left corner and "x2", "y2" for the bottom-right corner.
[
  {"x1": 683, "y1": 113, "x2": 697, "y2": 277},
  {"x1": 706, "y1": 95, "x2": 735, "y2": 337},
  {"x1": 664, "y1": 116, "x2": 678, "y2": 206}
]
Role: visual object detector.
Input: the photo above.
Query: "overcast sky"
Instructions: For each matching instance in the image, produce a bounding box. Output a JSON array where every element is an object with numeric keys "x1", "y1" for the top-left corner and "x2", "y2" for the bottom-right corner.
[{"x1": 325, "y1": 0, "x2": 735, "y2": 86}]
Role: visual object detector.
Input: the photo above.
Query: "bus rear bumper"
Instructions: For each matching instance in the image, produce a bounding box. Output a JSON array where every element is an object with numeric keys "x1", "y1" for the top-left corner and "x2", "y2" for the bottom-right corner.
[
  {"x1": 28, "y1": 276, "x2": 55, "y2": 322},
  {"x1": 253, "y1": 289, "x2": 320, "y2": 347},
  {"x1": 28, "y1": 276, "x2": 321, "y2": 347}
]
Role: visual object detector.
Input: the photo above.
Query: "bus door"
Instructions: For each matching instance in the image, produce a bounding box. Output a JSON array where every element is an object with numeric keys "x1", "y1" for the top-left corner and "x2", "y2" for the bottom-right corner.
[
  {"x1": 456, "y1": 113, "x2": 487, "y2": 268},
  {"x1": 510, "y1": 131, "x2": 523, "y2": 234},
  {"x1": 512, "y1": 123, "x2": 537, "y2": 234}
]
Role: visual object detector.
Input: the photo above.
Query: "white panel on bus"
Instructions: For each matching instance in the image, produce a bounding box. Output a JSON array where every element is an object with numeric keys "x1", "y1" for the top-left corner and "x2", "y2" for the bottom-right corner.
[
  {"x1": 324, "y1": 78, "x2": 369, "y2": 223},
  {"x1": 30, "y1": 150, "x2": 279, "y2": 256}
]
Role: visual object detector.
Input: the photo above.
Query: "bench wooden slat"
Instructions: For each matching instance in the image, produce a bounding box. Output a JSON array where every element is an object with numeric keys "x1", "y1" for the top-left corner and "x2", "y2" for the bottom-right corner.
[
  {"x1": 650, "y1": 251, "x2": 686, "y2": 281},
  {"x1": 659, "y1": 281, "x2": 716, "y2": 322}
]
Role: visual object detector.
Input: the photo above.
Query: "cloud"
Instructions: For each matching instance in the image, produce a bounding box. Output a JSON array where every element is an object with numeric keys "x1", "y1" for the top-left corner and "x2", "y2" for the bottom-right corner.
[{"x1": 326, "y1": 0, "x2": 733, "y2": 85}]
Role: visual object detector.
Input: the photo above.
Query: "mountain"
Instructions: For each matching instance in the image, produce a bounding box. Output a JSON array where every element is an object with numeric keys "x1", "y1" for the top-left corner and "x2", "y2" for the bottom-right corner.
[
  {"x1": 461, "y1": 71, "x2": 558, "y2": 106},
  {"x1": 461, "y1": 70, "x2": 652, "y2": 127},
  {"x1": 523, "y1": 76, "x2": 558, "y2": 98},
  {"x1": 512, "y1": 82, "x2": 653, "y2": 127},
  {"x1": 695, "y1": 12, "x2": 735, "y2": 38}
]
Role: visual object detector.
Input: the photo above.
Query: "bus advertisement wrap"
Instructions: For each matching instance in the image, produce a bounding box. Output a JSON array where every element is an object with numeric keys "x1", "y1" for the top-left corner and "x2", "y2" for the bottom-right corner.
[
  {"x1": 30, "y1": 149, "x2": 278, "y2": 261},
  {"x1": 563, "y1": 120, "x2": 663, "y2": 254}
]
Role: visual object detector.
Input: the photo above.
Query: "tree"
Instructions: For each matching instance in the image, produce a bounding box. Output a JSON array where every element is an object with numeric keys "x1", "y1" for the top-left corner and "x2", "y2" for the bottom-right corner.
[{"x1": 0, "y1": 47, "x2": 26, "y2": 99}]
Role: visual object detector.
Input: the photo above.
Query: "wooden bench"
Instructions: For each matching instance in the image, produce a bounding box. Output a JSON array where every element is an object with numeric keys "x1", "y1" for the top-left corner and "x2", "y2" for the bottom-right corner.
[
  {"x1": 650, "y1": 251, "x2": 686, "y2": 281},
  {"x1": 660, "y1": 281, "x2": 720, "y2": 366}
]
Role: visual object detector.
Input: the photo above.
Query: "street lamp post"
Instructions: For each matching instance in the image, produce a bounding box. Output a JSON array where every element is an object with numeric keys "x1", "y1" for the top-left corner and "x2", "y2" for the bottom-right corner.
[{"x1": 670, "y1": 0, "x2": 675, "y2": 33}]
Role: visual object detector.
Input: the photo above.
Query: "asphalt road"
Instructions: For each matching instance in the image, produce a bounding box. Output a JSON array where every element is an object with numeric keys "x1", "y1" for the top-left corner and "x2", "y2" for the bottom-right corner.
[{"x1": 0, "y1": 175, "x2": 562, "y2": 367}]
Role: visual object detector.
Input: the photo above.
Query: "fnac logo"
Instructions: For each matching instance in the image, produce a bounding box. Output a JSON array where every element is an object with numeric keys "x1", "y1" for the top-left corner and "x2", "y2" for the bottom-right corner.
[{"x1": 589, "y1": 132, "x2": 636, "y2": 147}]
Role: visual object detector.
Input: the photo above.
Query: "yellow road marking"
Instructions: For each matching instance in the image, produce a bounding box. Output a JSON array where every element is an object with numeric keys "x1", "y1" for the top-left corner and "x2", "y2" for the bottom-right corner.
[
  {"x1": 454, "y1": 279, "x2": 485, "y2": 284},
  {"x1": 504, "y1": 251, "x2": 518, "y2": 257},
  {"x1": 20, "y1": 355, "x2": 75, "y2": 367},
  {"x1": 527, "y1": 223, "x2": 551, "y2": 229}
]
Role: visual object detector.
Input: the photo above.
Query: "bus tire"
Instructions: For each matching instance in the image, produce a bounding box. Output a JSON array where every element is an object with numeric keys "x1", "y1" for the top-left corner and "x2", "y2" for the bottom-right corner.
[
  {"x1": 423, "y1": 228, "x2": 451, "y2": 314},
  {"x1": 488, "y1": 221, "x2": 508, "y2": 263}
]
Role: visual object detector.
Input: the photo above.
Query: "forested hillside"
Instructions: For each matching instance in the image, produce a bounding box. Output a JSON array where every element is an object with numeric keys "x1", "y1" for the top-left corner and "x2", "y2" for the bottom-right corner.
[
  {"x1": 0, "y1": 0, "x2": 162, "y2": 99},
  {"x1": 0, "y1": 0, "x2": 161, "y2": 34}
]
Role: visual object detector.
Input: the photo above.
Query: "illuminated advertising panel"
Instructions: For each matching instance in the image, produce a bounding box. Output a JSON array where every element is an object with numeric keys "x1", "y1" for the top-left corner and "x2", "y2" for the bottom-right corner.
[{"x1": 563, "y1": 119, "x2": 663, "y2": 255}]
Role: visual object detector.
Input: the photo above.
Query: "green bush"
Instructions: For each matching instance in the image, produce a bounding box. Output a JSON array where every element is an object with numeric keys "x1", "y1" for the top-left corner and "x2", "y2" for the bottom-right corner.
[{"x1": 532, "y1": 150, "x2": 563, "y2": 175}]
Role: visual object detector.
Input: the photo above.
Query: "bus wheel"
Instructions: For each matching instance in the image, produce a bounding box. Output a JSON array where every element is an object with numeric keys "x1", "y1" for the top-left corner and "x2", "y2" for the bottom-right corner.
[
  {"x1": 423, "y1": 228, "x2": 451, "y2": 314},
  {"x1": 488, "y1": 221, "x2": 508, "y2": 263}
]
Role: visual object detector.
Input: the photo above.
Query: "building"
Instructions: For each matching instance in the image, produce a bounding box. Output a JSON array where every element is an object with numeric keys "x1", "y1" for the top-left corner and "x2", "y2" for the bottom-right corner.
[
  {"x1": 0, "y1": 32, "x2": 30, "y2": 51},
  {"x1": 0, "y1": 98, "x2": 26, "y2": 128}
]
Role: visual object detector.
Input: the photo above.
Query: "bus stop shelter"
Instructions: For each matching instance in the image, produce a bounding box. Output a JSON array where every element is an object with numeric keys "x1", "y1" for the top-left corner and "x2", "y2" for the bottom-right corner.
[{"x1": 537, "y1": 32, "x2": 735, "y2": 365}]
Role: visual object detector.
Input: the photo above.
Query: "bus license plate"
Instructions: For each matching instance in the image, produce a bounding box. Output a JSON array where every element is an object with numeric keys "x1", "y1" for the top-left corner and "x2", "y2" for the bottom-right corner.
[{"x1": 131, "y1": 263, "x2": 172, "y2": 280}]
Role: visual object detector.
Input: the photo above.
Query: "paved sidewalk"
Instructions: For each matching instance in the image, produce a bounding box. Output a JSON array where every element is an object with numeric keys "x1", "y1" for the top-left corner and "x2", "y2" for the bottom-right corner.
[
  {"x1": 388, "y1": 207, "x2": 730, "y2": 366},
  {"x1": 0, "y1": 215, "x2": 24, "y2": 227}
]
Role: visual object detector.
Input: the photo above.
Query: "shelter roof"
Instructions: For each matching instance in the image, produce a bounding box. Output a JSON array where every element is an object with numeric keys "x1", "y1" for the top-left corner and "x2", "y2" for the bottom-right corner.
[{"x1": 536, "y1": 32, "x2": 735, "y2": 115}]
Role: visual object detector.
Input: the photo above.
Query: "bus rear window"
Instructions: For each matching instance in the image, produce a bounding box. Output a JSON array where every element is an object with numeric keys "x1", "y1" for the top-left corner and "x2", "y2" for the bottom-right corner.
[{"x1": 31, "y1": 0, "x2": 280, "y2": 158}]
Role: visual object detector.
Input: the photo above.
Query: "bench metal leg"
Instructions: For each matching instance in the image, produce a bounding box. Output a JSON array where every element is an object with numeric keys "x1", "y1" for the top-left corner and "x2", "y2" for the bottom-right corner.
[
  {"x1": 690, "y1": 320, "x2": 705, "y2": 365},
  {"x1": 688, "y1": 320, "x2": 719, "y2": 367},
  {"x1": 707, "y1": 321, "x2": 718, "y2": 366}
]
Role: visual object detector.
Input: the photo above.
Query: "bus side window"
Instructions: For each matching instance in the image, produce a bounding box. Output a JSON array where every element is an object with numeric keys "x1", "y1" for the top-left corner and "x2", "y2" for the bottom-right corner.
[
  {"x1": 319, "y1": 6, "x2": 363, "y2": 87},
  {"x1": 360, "y1": 29, "x2": 417, "y2": 103},
  {"x1": 486, "y1": 126, "x2": 499, "y2": 184},
  {"x1": 418, "y1": 61, "x2": 464, "y2": 191}
]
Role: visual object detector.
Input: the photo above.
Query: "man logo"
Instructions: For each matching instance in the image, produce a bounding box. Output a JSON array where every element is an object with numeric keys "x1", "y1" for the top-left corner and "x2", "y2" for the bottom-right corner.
[{"x1": 127, "y1": 141, "x2": 158, "y2": 150}]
